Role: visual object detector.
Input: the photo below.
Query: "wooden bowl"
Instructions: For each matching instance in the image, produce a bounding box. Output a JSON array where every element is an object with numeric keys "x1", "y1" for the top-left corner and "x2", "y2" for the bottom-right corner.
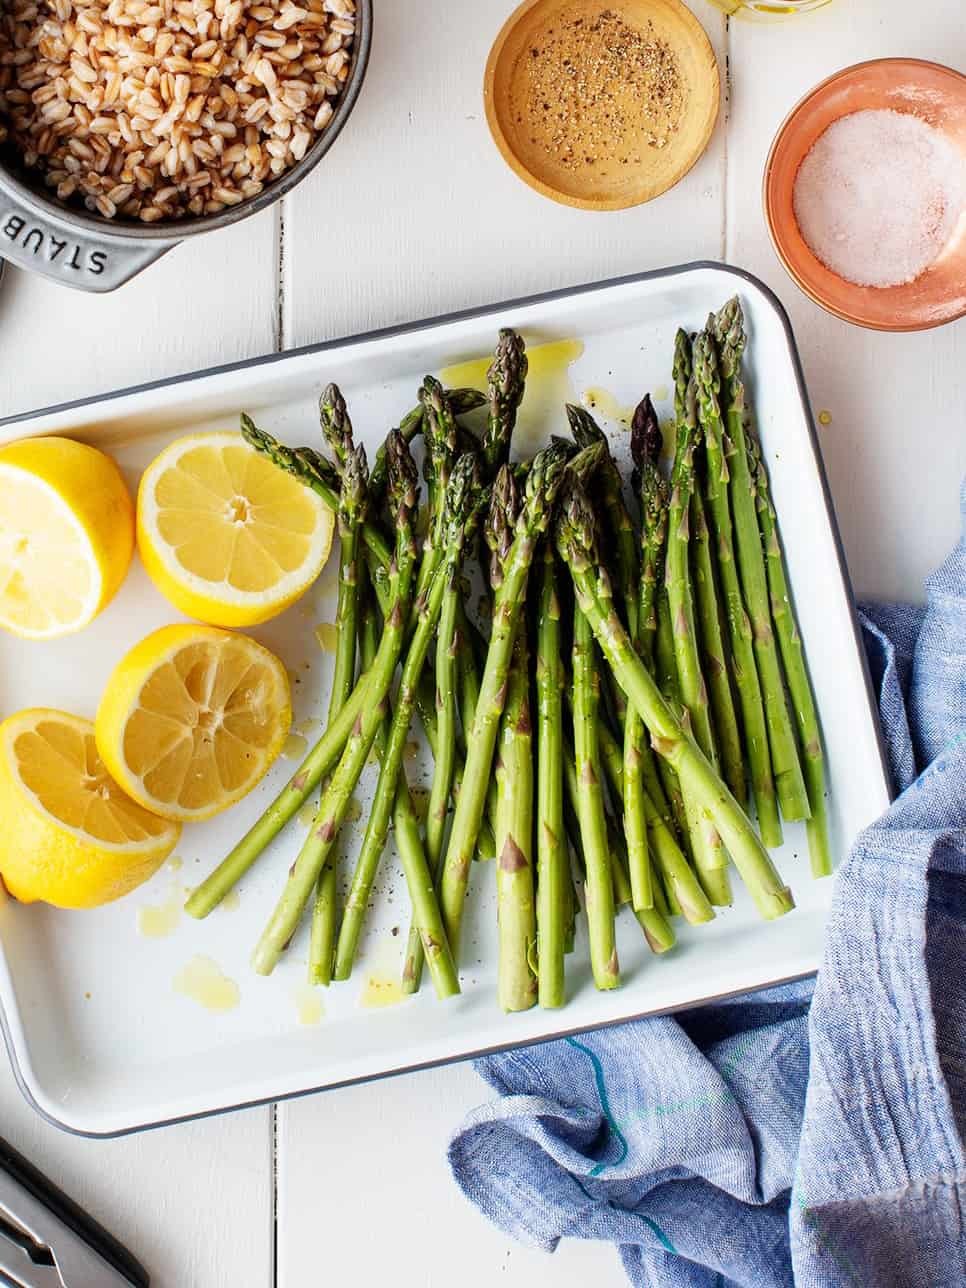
[
  {"x1": 484, "y1": 0, "x2": 720, "y2": 211},
  {"x1": 764, "y1": 59, "x2": 966, "y2": 331}
]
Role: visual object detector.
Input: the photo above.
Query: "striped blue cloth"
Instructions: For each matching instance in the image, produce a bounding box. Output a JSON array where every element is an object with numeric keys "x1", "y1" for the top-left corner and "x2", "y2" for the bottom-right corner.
[{"x1": 448, "y1": 480, "x2": 966, "y2": 1287}]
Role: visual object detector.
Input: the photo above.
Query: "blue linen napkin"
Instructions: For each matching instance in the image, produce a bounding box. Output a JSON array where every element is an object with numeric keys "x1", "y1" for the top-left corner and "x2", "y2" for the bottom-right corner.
[{"x1": 448, "y1": 480, "x2": 966, "y2": 1287}]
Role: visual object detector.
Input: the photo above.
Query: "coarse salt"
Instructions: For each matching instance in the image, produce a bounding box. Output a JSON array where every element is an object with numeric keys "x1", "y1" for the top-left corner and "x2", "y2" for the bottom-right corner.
[{"x1": 792, "y1": 108, "x2": 966, "y2": 288}]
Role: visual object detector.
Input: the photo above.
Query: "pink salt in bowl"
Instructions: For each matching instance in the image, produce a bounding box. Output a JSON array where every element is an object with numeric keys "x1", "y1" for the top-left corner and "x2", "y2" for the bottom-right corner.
[{"x1": 764, "y1": 58, "x2": 966, "y2": 332}]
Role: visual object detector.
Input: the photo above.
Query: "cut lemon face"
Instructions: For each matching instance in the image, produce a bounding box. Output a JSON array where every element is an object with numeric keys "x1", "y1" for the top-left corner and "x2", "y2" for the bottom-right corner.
[
  {"x1": 137, "y1": 432, "x2": 334, "y2": 627},
  {"x1": 95, "y1": 623, "x2": 292, "y2": 822},
  {"x1": 0, "y1": 436, "x2": 135, "y2": 639},
  {"x1": 0, "y1": 710, "x2": 180, "y2": 909}
]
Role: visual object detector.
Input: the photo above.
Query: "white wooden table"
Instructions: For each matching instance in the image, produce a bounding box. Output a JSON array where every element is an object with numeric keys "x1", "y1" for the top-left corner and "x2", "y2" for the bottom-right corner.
[{"x1": 1, "y1": 2, "x2": 964, "y2": 1284}]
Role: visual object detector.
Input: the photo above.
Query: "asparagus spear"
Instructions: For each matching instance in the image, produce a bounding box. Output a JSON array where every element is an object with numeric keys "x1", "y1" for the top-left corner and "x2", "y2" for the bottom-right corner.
[
  {"x1": 366, "y1": 387, "x2": 486, "y2": 503},
  {"x1": 566, "y1": 403, "x2": 639, "y2": 639},
  {"x1": 486, "y1": 469, "x2": 538, "y2": 1012},
  {"x1": 565, "y1": 400, "x2": 651, "y2": 910},
  {"x1": 607, "y1": 826, "x2": 676, "y2": 953},
  {"x1": 667, "y1": 337, "x2": 717, "y2": 766},
  {"x1": 668, "y1": 331, "x2": 743, "y2": 807},
  {"x1": 686, "y1": 336, "x2": 783, "y2": 850},
  {"x1": 250, "y1": 433, "x2": 420, "y2": 975},
  {"x1": 696, "y1": 325, "x2": 809, "y2": 824},
  {"x1": 556, "y1": 478, "x2": 794, "y2": 921},
  {"x1": 631, "y1": 395, "x2": 667, "y2": 667},
  {"x1": 425, "y1": 572, "x2": 460, "y2": 872},
  {"x1": 691, "y1": 485, "x2": 745, "y2": 801},
  {"x1": 593, "y1": 717, "x2": 714, "y2": 926},
  {"x1": 668, "y1": 339, "x2": 731, "y2": 906},
  {"x1": 572, "y1": 603, "x2": 620, "y2": 990},
  {"x1": 420, "y1": 378, "x2": 463, "y2": 869},
  {"x1": 630, "y1": 397, "x2": 692, "y2": 851},
  {"x1": 348, "y1": 577, "x2": 457, "y2": 998},
  {"x1": 534, "y1": 541, "x2": 567, "y2": 1008},
  {"x1": 438, "y1": 441, "x2": 576, "y2": 962},
  {"x1": 334, "y1": 454, "x2": 482, "y2": 986},
  {"x1": 494, "y1": 624, "x2": 537, "y2": 1012},
  {"x1": 747, "y1": 427, "x2": 831, "y2": 877},
  {"x1": 308, "y1": 434, "x2": 367, "y2": 986},
  {"x1": 713, "y1": 300, "x2": 825, "y2": 833},
  {"x1": 483, "y1": 327, "x2": 527, "y2": 479},
  {"x1": 562, "y1": 744, "x2": 675, "y2": 951}
]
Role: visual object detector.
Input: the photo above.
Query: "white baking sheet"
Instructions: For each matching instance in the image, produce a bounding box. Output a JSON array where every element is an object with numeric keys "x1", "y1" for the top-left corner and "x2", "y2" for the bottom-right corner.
[{"x1": 0, "y1": 263, "x2": 890, "y2": 1135}]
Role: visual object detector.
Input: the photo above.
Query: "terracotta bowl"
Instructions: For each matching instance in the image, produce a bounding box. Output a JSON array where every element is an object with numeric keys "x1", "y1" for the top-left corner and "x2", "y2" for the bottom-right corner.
[
  {"x1": 484, "y1": 0, "x2": 720, "y2": 211},
  {"x1": 764, "y1": 58, "x2": 966, "y2": 331}
]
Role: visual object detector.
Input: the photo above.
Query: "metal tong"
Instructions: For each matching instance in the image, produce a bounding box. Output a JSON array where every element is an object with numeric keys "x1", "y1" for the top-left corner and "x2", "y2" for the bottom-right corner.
[{"x1": 0, "y1": 1135, "x2": 148, "y2": 1287}]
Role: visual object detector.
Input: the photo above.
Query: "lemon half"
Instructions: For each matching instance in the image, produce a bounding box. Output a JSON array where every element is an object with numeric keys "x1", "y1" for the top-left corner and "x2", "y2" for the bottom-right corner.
[
  {"x1": 96, "y1": 623, "x2": 292, "y2": 822},
  {"x1": 0, "y1": 436, "x2": 134, "y2": 639},
  {"x1": 0, "y1": 709, "x2": 180, "y2": 909},
  {"x1": 137, "y1": 432, "x2": 334, "y2": 627}
]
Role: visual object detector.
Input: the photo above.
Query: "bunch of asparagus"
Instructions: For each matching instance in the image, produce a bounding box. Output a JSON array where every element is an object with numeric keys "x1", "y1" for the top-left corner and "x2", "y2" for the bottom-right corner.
[{"x1": 185, "y1": 298, "x2": 829, "y2": 1011}]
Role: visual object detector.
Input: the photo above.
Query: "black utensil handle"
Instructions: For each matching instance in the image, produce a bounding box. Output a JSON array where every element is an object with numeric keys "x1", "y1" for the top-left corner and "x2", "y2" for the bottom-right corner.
[{"x1": 0, "y1": 1136, "x2": 149, "y2": 1287}]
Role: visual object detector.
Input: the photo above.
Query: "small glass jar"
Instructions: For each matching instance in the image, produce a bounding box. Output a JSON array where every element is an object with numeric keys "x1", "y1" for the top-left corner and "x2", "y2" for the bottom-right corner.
[{"x1": 707, "y1": 0, "x2": 832, "y2": 18}]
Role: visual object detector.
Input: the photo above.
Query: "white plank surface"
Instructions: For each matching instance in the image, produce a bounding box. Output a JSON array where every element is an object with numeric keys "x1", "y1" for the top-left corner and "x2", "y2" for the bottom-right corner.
[
  {"x1": 1, "y1": 1, "x2": 964, "y2": 1285},
  {"x1": 277, "y1": 1062, "x2": 616, "y2": 1286},
  {"x1": 281, "y1": 0, "x2": 728, "y2": 347}
]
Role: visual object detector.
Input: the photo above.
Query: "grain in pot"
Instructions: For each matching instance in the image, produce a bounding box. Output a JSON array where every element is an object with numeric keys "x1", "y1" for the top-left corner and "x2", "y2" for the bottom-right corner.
[{"x1": 0, "y1": 0, "x2": 356, "y2": 222}]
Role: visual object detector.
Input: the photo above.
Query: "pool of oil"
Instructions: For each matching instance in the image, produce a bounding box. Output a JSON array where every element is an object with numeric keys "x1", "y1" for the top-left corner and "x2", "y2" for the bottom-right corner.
[{"x1": 173, "y1": 954, "x2": 240, "y2": 1013}]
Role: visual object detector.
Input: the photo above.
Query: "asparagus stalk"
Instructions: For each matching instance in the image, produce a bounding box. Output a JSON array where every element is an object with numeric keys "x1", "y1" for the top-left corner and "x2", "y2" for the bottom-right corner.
[
  {"x1": 494, "y1": 625, "x2": 537, "y2": 1012},
  {"x1": 556, "y1": 478, "x2": 795, "y2": 921},
  {"x1": 566, "y1": 400, "x2": 650, "y2": 910},
  {"x1": 535, "y1": 542, "x2": 567, "y2": 1008},
  {"x1": 687, "y1": 335, "x2": 783, "y2": 850},
  {"x1": 667, "y1": 336, "x2": 718, "y2": 766},
  {"x1": 250, "y1": 433, "x2": 420, "y2": 975},
  {"x1": 483, "y1": 327, "x2": 527, "y2": 479},
  {"x1": 562, "y1": 744, "x2": 675, "y2": 951},
  {"x1": 419, "y1": 379, "x2": 462, "y2": 862},
  {"x1": 425, "y1": 574, "x2": 460, "y2": 871},
  {"x1": 366, "y1": 387, "x2": 486, "y2": 501},
  {"x1": 486, "y1": 467, "x2": 538, "y2": 1011},
  {"x1": 668, "y1": 340, "x2": 730, "y2": 906},
  {"x1": 630, "y1": 398, "x2": 692, "y2": 851},
  {"x1": 694, "y1": 327, "x2": 809, "y2": 824},
  {"x1": 308, "y1": 436, "x2": 367, "y2": 986},
  {"x1": 455, "y1": 634, "x2": 501, "y2": 860},
  {"x1": 691, "y1": 485, "x2": 746, "y2": 803},
  {"x1": 342, "y1": 578, "x2": 450, "y2": 996},
  {"x1": 334, "y1": 455, "x2": 481, "y2": 986},
  {"x1": 566, "y1": 403, "x2": 640, "y2": 639},
  {"x1": 572, "y1": 603, "x2": 620, "y2": 990},
  {"x1": 747, "y1": 427, "x2": 832, "y2": 877},
  {"x1": 593, "y1": 717, "x2": 714, "y2": 926},
  {"x1": 438, "y1": 442, "x2": 576, "y2": 961},
  {"x1": 631, "y1": 395, "x2": 667, "y2": 668},
  {"x1": 608, "y1": 831, "x2": 676, "y2": 953}
]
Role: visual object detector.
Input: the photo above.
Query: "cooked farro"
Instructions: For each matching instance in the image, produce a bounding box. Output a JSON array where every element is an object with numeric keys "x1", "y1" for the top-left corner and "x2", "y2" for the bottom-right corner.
[{"x1": 0, "y1": 0, "x2": 355, "y2": 221}]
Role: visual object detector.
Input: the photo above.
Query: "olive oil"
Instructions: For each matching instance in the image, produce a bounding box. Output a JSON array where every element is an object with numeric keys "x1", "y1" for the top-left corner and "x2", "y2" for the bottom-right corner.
[{"x1": 174, "y1": 955, "x2": 240, "y2": 1013}]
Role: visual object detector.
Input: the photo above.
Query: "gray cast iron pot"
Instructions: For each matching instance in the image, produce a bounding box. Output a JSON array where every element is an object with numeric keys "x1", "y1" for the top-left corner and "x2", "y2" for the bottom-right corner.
[{"x1": 0, "y1": 0, "x2": 371, "y2": 293}]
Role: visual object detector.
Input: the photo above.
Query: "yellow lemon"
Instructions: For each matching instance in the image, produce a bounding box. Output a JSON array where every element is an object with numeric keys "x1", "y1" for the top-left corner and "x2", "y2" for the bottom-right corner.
[
  {"x1": 137, "y1": 432, "x2": 334, "y2": 627},
  {"x1": 0, "y1": 709, "x2": 179, "y2": 909},
  {"x1": 0, "y1": 436, "x2": 134, "y2": 639},
  {"x1": 96, "y1": 623, "x2": 292, "y2": 822}
]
